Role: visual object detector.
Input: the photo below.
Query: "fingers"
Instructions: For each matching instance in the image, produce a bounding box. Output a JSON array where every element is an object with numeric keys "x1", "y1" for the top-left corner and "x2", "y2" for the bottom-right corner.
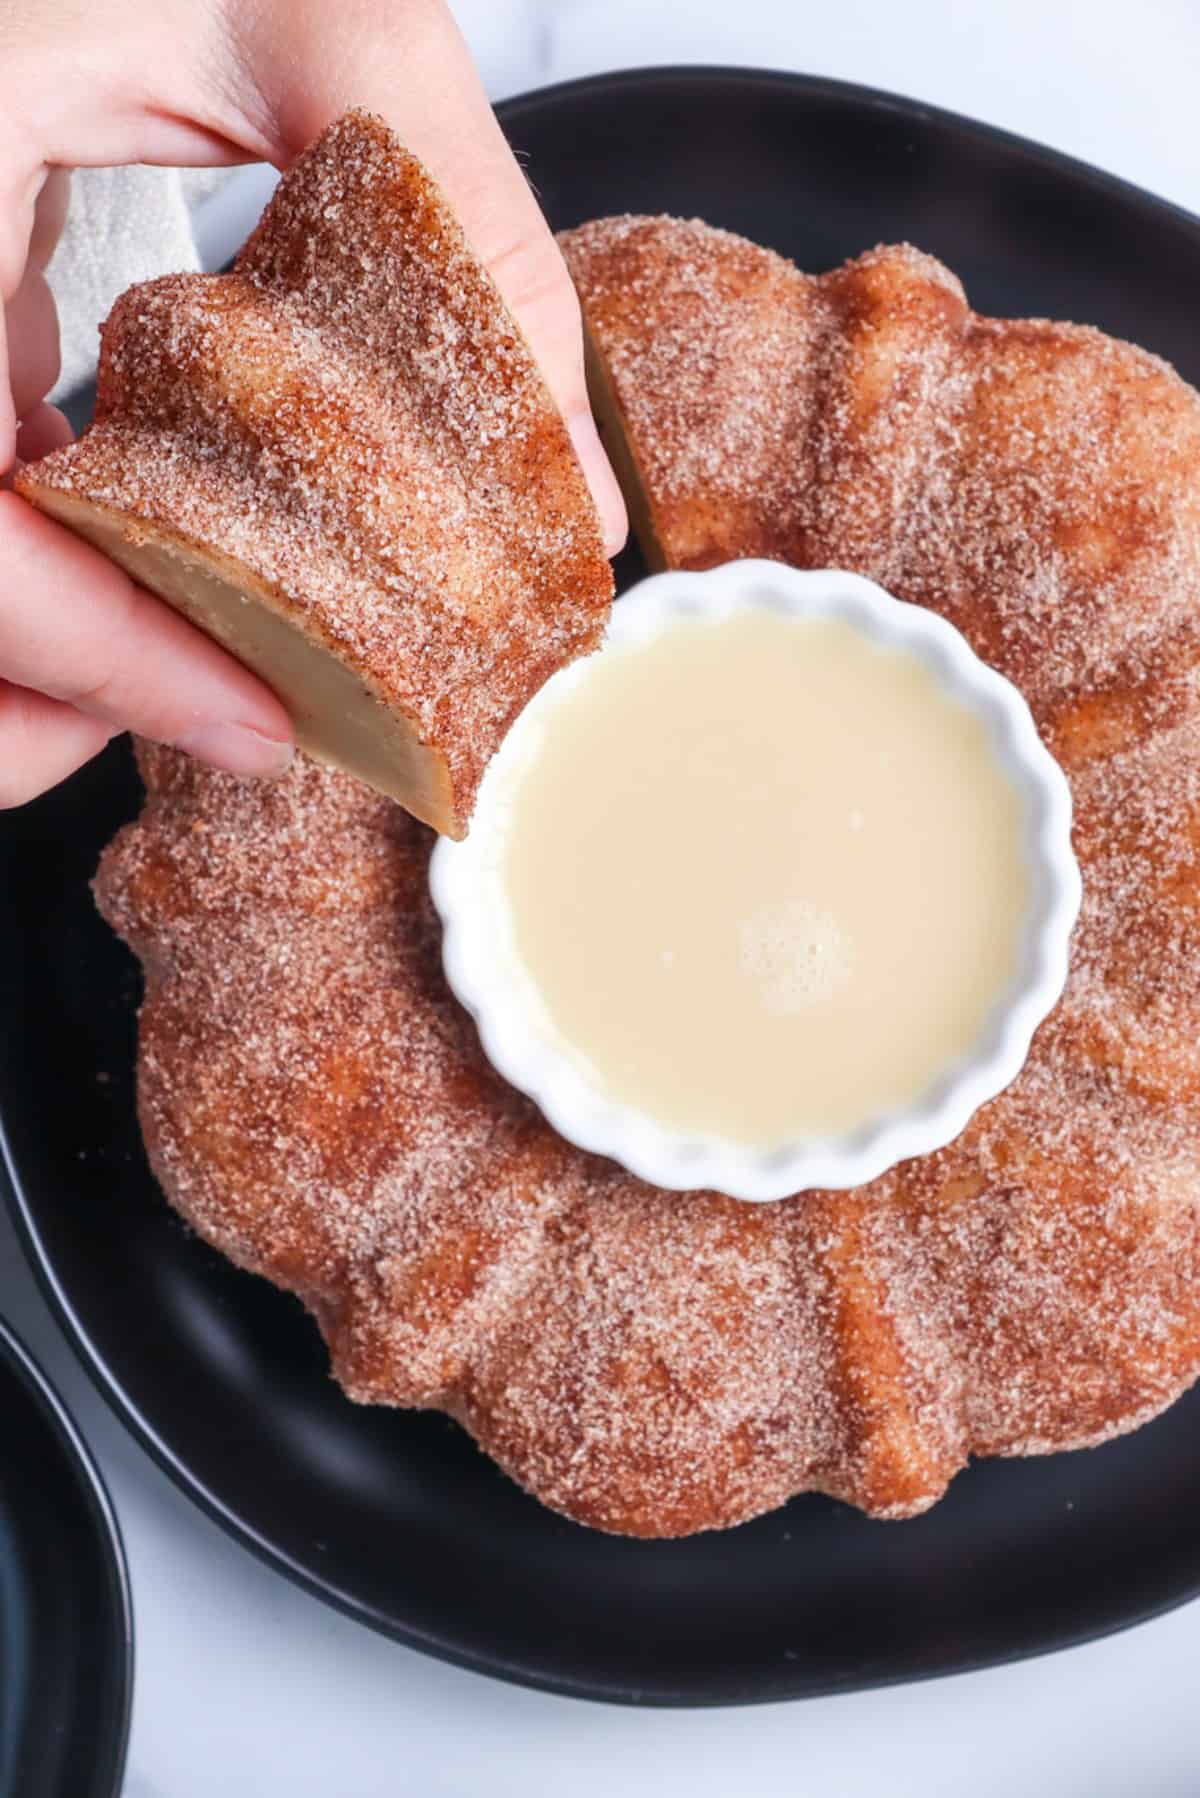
[
  {"x1": 27, "y1": 168, "x2": 70, "y2": 274},
  {"x1": 15, "y1": 402, "x2": 72, "y2": 462},
  {"x1": 5, "y1": 404, "x2": 72, "y2": 494},
  {"x1": 0, "y1": 679, "x2": 115, "y2": 809},
  {"x1": 0, "y1": 492, "x2": 294, "y2": 775},
  {"x1": 0, "y1": 137, "x2": 62, "y2": 459},
  {"x1": 7, "y1": 266, "x2": 60, "y2": 420},
  {"x1": 487, "y1": 228, "x2": 626, "y2": 554},
  {"x1": 221, "y1": 0, "x2": 627, "y2": 555}
]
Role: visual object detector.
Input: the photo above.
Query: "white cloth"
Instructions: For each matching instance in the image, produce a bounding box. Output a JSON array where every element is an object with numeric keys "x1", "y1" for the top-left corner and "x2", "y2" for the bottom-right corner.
[{"x1": 46, "y1": 165, "x2": 232, "y2": 401}]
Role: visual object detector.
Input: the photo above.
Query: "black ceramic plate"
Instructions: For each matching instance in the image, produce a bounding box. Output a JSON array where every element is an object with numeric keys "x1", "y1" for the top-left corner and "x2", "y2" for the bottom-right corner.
[
  {"x1": 0, "y1": 1320, "x2": 131, "y2": 1794},
  {"x1": 5, "y1": 67, "x2": 1200, "y2": 1707}
]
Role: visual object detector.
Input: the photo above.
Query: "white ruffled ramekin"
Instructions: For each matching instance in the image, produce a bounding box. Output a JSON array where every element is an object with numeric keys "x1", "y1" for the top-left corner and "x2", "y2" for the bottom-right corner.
[{"x1": 430, "y1": 562, "x2": 1081, "y2": 1203}]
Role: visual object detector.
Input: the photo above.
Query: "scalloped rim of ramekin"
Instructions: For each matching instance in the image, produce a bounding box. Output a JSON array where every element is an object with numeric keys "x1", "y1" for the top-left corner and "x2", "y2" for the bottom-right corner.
[{"x1": 430, "y1": 562, "x2": 1082, "y2": 1203}]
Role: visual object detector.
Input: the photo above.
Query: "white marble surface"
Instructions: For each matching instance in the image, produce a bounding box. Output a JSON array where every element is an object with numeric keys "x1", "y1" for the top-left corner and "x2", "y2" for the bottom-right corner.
[{"x1": 7, "y1": 4, "x2": 1200, "y2": 1793}]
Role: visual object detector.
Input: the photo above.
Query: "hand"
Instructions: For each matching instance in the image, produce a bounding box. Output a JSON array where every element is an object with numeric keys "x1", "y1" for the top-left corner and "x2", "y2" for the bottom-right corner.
[{"x1": 0, "y1": 0, "x2": 626, "y2": 807}]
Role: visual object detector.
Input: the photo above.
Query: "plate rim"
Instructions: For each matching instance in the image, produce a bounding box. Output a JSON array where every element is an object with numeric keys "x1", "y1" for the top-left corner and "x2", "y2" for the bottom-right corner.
[
  {"x1": 502, "y1": 62, "x2": 1200, "y2": 239},
  {"x1": 5, "y1": 62, "x2": 1200, "y2": 1707},
  {"x1": 0, "y1": 1315, "x2": 134, "y2": 1792}
]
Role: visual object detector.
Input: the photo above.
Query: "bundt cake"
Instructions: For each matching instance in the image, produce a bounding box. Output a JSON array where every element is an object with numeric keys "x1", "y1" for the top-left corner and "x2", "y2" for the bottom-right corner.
[
  {"x1": 80, "y1": 215, "x2": 1200, "y2": 1536},
  {"x1": 16, "y1": 112, "x2": 613, "y2": 837}
]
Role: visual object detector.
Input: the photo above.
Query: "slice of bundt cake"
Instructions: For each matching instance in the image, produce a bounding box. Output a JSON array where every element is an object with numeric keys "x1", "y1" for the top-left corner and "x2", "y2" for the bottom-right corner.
[{"x1": 17, "y1": 111, "x2": 613, "y2": 837}]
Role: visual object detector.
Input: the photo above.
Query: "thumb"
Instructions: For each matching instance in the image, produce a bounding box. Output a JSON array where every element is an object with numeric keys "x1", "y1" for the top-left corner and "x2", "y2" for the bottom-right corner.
[{"x1": 221, "y1": 0, "x2": 627, "y2": 557}]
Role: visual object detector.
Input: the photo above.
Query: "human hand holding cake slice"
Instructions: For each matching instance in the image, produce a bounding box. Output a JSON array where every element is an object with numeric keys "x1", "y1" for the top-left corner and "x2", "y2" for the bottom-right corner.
[{"x1": 16, "y1": 110, "x2": 615, "y2": 835}]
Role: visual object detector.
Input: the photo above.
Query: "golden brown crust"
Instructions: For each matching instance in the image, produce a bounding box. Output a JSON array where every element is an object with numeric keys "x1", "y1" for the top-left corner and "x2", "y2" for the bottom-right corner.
[
  {"x1": 17, "y1": 111, "x2": 612, "y2": 834},
  {"x1": 94, "y1": 222, "x2": 1200, "y2": 1537}
]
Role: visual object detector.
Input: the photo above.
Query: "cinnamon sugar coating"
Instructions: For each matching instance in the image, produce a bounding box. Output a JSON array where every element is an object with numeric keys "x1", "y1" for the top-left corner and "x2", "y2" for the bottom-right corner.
[
  {"x1": 17, "y1": 111, "x2": 612, "y2": 833},
  {"x1": 95, "y1": 224, "x2": 1200, "y2": 1535}
]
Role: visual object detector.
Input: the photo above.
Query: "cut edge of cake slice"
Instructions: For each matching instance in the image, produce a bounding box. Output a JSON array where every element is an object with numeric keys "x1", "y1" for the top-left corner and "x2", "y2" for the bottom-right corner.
[
  {"x1": 24, "y1": 478, "x2": 459, "y2": 833},
  {"x1": 579, "y1": 320, "x2": 668, "y2": 574}
]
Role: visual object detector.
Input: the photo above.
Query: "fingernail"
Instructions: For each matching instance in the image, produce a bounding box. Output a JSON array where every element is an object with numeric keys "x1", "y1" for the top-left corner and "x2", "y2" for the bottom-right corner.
[
  {"x1": 567, "y1": 411, "x2": 629, "y2": 559},
  {"x1": 174, "y1": 721, "x2": 295, "y2": 777}
]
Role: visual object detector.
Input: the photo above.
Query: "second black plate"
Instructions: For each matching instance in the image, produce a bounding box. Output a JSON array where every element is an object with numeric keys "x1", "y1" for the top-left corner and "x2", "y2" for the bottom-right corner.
[
  {"x1": 5, "y1": 67, "x2": 1200, "y2": 1705},
  {"x1": 0, "y1": 1319, "x2": 131, "y2": 1795}
]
